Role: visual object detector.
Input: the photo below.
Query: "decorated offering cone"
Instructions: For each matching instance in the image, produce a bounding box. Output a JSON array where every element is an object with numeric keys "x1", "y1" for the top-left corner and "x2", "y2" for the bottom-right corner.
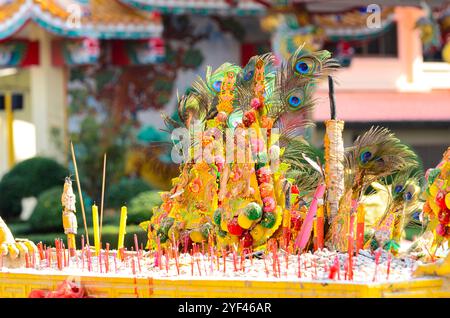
[
  {"x1": 61, "y1": 177, "x2": 78, "y2": 256},
  {"x1": 324, "y1": 76, "x2": 345, "y2": 222}
]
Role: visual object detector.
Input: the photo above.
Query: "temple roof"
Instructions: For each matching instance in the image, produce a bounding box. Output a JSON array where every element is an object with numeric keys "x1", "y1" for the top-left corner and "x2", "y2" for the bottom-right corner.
[
  {"x1": 118, "y1": 0, "x2": 265, "y2": 15},
  {"x1": 0, "y1": 0, "x2": 163, "y2": 40}
]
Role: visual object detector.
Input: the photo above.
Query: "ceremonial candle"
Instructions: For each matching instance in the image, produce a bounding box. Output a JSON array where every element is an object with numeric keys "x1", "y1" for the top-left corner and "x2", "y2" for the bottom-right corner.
[
  {"x1": 117, "y1": 206, "x2": 128, "y2": 259},
  {"x1": 316, "y1": 205, "x2": 324, "y2": 250},
  {"x1": 356, "y1": 204, "x2": 365, "y2": 253},
  {"x1": 313, "y1": 218, "x2": 318, "y2": 251},
  {"x1": 92, "y1": 204, "x2": 101, "y2": 256}
]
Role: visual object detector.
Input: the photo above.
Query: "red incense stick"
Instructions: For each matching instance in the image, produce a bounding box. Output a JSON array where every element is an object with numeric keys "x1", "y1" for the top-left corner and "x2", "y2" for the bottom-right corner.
[
  {"x1": 105, "y1": 243, "x2": 110, "y2": 273},
  {"x1": 134, "y1": 234, "x2": 141, "y2": 272},
  {"x1": 37, "y1": 242, "x2": 44, "y2": 260},
  {"x1": 81, "y1": 235, "x2": 85, "y2": 271},
  {"x1": 222, "y1": 248, "x2": 226, "y2": 274},
  {"x1": 386, "y1": 252, "x2": 391, "y2": 280}
]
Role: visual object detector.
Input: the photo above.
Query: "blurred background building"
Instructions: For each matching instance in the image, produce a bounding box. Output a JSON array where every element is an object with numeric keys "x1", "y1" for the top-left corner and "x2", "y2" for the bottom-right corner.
[{"x1": 0, "y1": 0, "x2": 449, "y2": 183}]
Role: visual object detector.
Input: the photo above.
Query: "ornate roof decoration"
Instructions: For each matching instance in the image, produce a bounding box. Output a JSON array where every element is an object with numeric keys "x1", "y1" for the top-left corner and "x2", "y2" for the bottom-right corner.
[
  {"x1": 118, "y1": 0, "x2": 266, "y2": 16},
  {"x1": 0, "y1": 0, "x2": 163, "y2": 40}
]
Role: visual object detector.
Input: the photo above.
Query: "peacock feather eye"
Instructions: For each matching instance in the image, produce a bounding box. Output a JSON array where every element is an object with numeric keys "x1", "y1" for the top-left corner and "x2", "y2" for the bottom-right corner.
[
  {"x1": 288, "y1": 95, "x2": 302, "y2": 108},
  {"x1": 295, "y1": 61, "x2": 309, "y2": 74},
  {"x1": 404, "y1": 192, "x2": 413, "y2": 201},
  {"x1": 360, "y1": 150, "x2": 372, "y2": 164},
  {"x1": 212, "y1": 80, "x2": 222, "y2": 92},
  {"x1": 244, "y1": 70, "x2": 254, "y2": 81},
  {"x1": 394, "y1": 185, "x2": 403, "y2": 194}
]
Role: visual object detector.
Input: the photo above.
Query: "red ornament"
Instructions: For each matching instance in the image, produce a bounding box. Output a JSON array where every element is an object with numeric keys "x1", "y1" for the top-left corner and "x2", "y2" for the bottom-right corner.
[
  {"x1": 438, "y1": 209, "x2": 450, "y2": 225},
  {"x1": 250, "y1": 98, "x2": 263, "y2": 110},
  {"x1": 291, "y1": 215, "x2": 303, "y2": 231},
  {"x1": 291, "y1": 185, "x2": 299, "y2": 194},
  {"x1": 436, "y1": 223, "x2": 448, "y2": 237},
  {"x1": 240, "y1": 232, "x2": 253, "y2": 248},
  {"x1": 242, "y1": 110, "x2": 256, "y2": 127},
  {"x1": 436, "y1": 191, "x2": 447, "y2": 210},
  {"x1": 227, "y1": 218, "x2": 244, "y2": 236}
]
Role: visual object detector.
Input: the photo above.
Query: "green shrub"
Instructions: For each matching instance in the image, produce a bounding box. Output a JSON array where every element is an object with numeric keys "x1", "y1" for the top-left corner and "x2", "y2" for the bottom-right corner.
[
  {"x1": 29, "y1": 187, "x2": 93, "y2": 233},
  {"x1": 0, "y1": 157, "x2": 67, "y2": 220},
  {"x1": 106, "y1": 178, "x2": 152, "y2": 208},
  {"x1": 128, "y1": 191, "x2": 162, "y2": 225}
]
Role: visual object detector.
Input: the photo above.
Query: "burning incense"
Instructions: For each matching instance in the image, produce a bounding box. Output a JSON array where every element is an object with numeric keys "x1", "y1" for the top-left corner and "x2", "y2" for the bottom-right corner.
[
  {"x1": 373, "y1": 249, "x2": 381, "y2": 282},
  {"x1": 99, "y1": 153, "x2": 107, "y2": 243},
  {"x1": 70, "y1": 141, "x2": 90, "y2": 245},
  {"x1": 386, "y1": 252, "x2": 391, "y2": 280},
  {"x1": 81, "y1": 235, "x2": 85, "y2": 271},
  {"x1": 134, "y1": 234, "x2": 141, "y2": 272},
  {"x1": 105, "y1": 243, "x2": 110, "y2": 273},
  {"x1": 37, "y1": 242, "x2": 44, "y2": 260}
]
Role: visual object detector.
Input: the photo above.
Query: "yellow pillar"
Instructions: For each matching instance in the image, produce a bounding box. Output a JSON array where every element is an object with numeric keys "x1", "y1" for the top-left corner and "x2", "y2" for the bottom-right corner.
[{"x1": 5, "y1": 92, "x2": 15, "y2": 168}]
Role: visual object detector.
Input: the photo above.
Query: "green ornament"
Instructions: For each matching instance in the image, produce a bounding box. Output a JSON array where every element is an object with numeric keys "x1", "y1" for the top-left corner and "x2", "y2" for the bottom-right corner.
[
  {"x1": 260, "y1": 212, "x2": 276, "y2": 228},
  {"x1": 201, "y1": 223, "x2": 213, "y2": 238},
  {"x1": 213, "y1": 209, "x2": 222, "y2": 225},
  {"x1": 257, "y1": 152, "x2": 268, "y2": 164},
  {"x1": 216, "y1": 228, "x2": 227, "y2": 238},
  {"x1": 245, "y1": 202, "x2": 262, "y2": 221},
  {"x1": 160, "y1": 217, "x2": 175, "y2": 233},
  {"x1": 157, "y1": 229, "x2": 169, "y2": 243},
  {"x1": 370, "y1": 238, "x2": 379, "y2": 251}
]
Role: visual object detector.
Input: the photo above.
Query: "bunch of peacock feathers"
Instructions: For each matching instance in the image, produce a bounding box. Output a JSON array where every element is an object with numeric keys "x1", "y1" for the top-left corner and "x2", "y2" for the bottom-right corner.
[
  {"x1": 142, "y1": 45, "x2": 339, "y2": 250},
  {"x1": 325, "y1": 126, "x2": 421, "y2": 251},
  {"x1": 364, "y1": 166, "x2": 424, "y2": 253}
]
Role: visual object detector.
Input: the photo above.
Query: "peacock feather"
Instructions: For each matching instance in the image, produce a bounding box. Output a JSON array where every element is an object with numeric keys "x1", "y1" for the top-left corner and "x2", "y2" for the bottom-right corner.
[
  {"x1": 346, "y1": 126, "x2": 419, "y2": 191},
  {"x1": 266, "y1": 44, "x2": 339, "y2": 124}
]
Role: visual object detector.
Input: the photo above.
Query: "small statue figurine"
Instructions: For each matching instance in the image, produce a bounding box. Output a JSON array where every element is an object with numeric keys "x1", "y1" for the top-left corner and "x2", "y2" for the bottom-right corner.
[{"x1": 62, "y1": 177, "x2": 77, "y2": 254}]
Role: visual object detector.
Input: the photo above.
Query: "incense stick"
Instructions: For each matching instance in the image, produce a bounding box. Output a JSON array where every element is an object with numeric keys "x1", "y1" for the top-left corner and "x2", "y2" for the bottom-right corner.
[
  {"x1": 70, "y1": 141, "x2": 90, "y2": 245},
  {"x1": 100, "y1": 153, "x2": 107, "y2": 243}
]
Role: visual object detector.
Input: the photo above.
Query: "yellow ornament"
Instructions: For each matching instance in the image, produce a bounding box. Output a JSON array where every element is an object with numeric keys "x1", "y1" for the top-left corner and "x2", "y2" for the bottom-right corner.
[
  {"x1": 220, "y1": 219, "x2": 228, "y2": 232},
  {"x1": 190, "y1": 230, "x2": 203, "y2": 243},
  {"x1": 442, "y1": 42, "x2": 450, "y2": 64},
  {"x1": 238, "y1": 213, "x2": 253, "y2": 229},
  {"x1": 250, "y1": 224, "x2": 265, "y2": 241},
  {"x1": 228, "y1": 235, "x2": 240, "y2": 245},
  {"x1": 429, "y1": 183, "x2": 439, "y2": 197},
  {"x1": 445, "y1": 193, "x2": 450, "y2": 209},
  {"x1": 429, "y1": 198, "x2": 441, "y2": 215},
  {"x1": 168, "y1": 226, "x2": 179, "y2": 241}
]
